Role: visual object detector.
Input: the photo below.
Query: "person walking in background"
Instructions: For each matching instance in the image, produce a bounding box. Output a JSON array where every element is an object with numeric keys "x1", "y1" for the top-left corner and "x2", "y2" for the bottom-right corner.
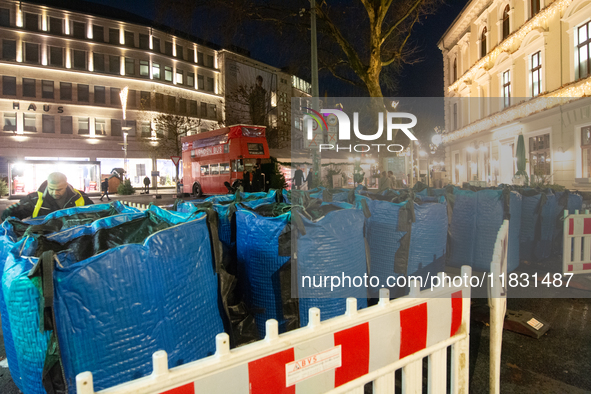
[
  {"x1": 388, "y1": 171, "x2": 397, "y2": 189},
  {"x1": 377, "y1": 171, "x2": 392, "y2": 193},
  {"x1": 243, "y1": 170, "x2": 251, "y2": 192},
  {"x1": 292, "y1": 166, "x2": 305, "y2": 190},
  {"x1": 99, "y1": 178, "x2": 111, "y2": 201},
  {"x1": 143, "y1": 176, "x2": 150, "y2": 194},
  {"x1": 306, "y1": 167, "x2": 314, "y2": 189},
  {"x1": 1, "y1": 172, "x2": 93, "y2": 220}
]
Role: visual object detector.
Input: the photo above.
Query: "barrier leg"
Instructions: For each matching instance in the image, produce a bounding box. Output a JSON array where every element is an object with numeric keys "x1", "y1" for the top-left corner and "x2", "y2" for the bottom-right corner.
[
  {"x1": 428, "y1": 348, "x2": 446, "y2": 393},
  {"x1": 489, "y1": 296, "x2": 505, "y2": 394},
  {"x1": 451, "y1": 266, "x2": 471, "y2": 394},
  {"x1": 402, "y1": 359, "x2": 422, "y2": 393}
]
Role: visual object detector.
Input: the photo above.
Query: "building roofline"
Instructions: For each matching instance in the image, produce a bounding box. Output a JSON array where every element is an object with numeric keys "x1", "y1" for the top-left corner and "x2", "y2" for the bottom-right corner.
[{"x1": 437, "y1": 0, "x2": 477, "y2": 49}]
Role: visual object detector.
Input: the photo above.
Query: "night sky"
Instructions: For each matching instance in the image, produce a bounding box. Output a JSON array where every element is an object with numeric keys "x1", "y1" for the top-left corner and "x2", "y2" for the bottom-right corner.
[{"x1": 86, "y1": 0, "x2": 469, "y2": 98}]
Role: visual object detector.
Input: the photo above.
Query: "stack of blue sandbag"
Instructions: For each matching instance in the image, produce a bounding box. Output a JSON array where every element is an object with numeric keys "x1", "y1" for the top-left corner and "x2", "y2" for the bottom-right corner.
[
  {"x1": 447, "y1": 188, "x2": 521, "y2": 272},
  {"x1": 2, "y1": 205, "x2": 223, "y2": 394},
  {"x1": 235, "y1": 200, "x2": 369, "y2": 337},
  {"x1": 519, "y1": 189, "x2": 558, "y2": 261},
  {"x1": 0, "y1": 201, "x2": 139, "y2": 393}
]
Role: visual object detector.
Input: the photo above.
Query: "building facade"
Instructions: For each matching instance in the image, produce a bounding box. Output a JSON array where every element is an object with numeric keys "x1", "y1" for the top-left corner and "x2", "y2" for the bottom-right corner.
[
  {"x1": 439, "y1": 0, "x2": 591, "y2": 189},
  {"x1": 0, "y1": 0, "x2": 311, "y2": 195}
]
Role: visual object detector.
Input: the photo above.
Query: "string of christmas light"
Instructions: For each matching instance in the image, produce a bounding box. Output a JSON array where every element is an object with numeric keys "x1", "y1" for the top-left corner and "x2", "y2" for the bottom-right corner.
[
  {"x1": 448, "y1": 0, "x2": 572, "y2": 93},
  {"x1": 442, "y1": 78, "x2": 591, "y2": 143}
]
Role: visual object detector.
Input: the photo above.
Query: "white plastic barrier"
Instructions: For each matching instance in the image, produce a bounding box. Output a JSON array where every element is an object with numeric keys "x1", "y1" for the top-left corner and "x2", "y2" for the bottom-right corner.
[
  {"x1": 488, "y1": 220, "x2": 509, "y2": 394},
  {"x1": 563, "y1": 209, "x2": 591, "y2": 274},
  {"x1": 76, "y1": 268, "x2": 472, "y2": 394}
]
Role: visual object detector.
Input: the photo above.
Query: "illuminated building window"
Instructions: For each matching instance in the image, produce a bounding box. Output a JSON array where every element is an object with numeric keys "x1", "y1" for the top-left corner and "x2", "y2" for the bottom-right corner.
[
  {"x1": 140, "y1": 121, "x2": 151, "y2": 137},
  {"x1": 125, "y1": 58, "x2": 135, "y2": 76},
  {"x1": 3, "y1": 112, "x2": 16, "y2": 131},
  {"x1": 152, "y1": 62, "x2": 161, "y2": 79},
  {"x1": 187, "y1": 72, "x2": 194, "y2": 87},
  {"x1": 42, "y1": 80, "x2": 54, "y2": 99},
  {"x1": 164, "y1": 66, "x2": 172, "y2": 82},
  {"x1": 502, "y1": 70, "x2": 511, "y2": 108},
  {"x1": 23, "y1": 78, "x2": 36, "y2": 98},
  {"x1": 502, "y1": 6, "x2": 510, "y2": 40},
  {"x1": 2, "y1": 39, "x2": 16, "y2": 61},
  {"x1": 49, "y1": 17, "x2": 62, "y2": 35},
  {"x1": 140, "y1": 60, "x2": 149, "y2": 77},
  {"x1": 529, "y1": 134, "x2": 550, "y2": 177},
  {"x1": 49, "y1": 46, "x2": 63, "y2": 67},
  {"x1": 95, "y1": 118, "x2": 106, "y2": 135},
  {"x1": 176, "y1": 69, "x2": 184, "y2": 84},
  {"x1": 43, "y1": 115, "x2": 55, "y2": 133},
  {"x1": 24, "y1": 113, "x2": 37, "y2": 132},
  {"x1": 60, "y1": 82, "x2": 72, "y2": 100},
  {"x1": 78, "y1": 117, "x2": 89, "y2": 134},
  {"x1": 577, "y1": 21, "x2": 591, "y2": 80},
  {"x1": 531, "y1": 0, "x2": 540, "y2": 17},
  {"x1": 531, "y1": 51, "x2": 542, "y2": 97}
]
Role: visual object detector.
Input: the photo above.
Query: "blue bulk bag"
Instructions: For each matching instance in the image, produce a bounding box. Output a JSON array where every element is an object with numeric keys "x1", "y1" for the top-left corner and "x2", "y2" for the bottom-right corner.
[
  {"x1": 519, "y1": 190, "x2": 556, "y2": 261},
  {"x1": 296, "y1": 204, "x2": 368, "y2": 326},
  {"x1": 0, "y1": 201, "x2": 138, "y2": 392},
  {"x1": 5, "y1": 206, "x2": 223, "y2": 394}
]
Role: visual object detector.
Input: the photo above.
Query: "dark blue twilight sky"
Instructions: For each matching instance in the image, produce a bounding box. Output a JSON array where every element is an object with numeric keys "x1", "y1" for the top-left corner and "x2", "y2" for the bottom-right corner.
[{"x1": 86, "y1": 0, "x2": 469, "y2": 98}]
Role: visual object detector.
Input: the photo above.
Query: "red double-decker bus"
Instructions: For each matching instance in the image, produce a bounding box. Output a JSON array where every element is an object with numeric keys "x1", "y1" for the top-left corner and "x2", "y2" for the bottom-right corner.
[{"x1": 181, "y1": 125, "x2": 270, "y2": 196}]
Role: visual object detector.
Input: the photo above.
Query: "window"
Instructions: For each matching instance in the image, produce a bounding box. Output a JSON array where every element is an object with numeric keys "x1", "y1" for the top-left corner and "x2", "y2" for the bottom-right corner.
[
  {"x1": 152, "y1": 62, "x2": 161, "y2": 79},
  {"x1": 165, "y1": 41, "x2": 173, "y2": 56},
  {"x1": 72, "y1": 21, "x2": 85, "y2": 39},
  {"x1": 179, "y1": 98, "x2": 187, "y2": 114},
  {"x1": 453, "y1": 58, "x2": 457, "y2": 82},
  {"x1": 577, "y1": 21, "x2": 591, "y2": 80},
  {"x1": 111, "y1": 119, "x2": 122, "y2": 136},
  {"x1": 155, "y1": 93, "x2": 164, "y2": 110},
  {"x1": 109, "y1": 28, "x2": 119, "y2": 44},
  {"x1": 188, "y1": 49, "x2": 195, "y2": 62},
  {"x1": 109, "y1": 55, "x2": 120, "y2": 74},
  {"x1": 280, "y1": 111, "x2": 288, "y2": 123},
  {"x1": 42, "y1": 115, "x2": 55, "y2": 133},
  {"x1": 164, "y1": 66, "x2": 172, "y2": 82},
  {"x1": 93, "y1": 53, "x2": 105, "y2": 73},
  {"x1": 210, "y1": 163, "x2": 219, "y2": 175},
  {"x1": 60, "y1": 116, "x2": 72, "y2": 134},
  {"x1": 93, "y1": 25, "x2": 104, "y2": 42},
  {"x1": 78, "y1": 118, "x2": 89, "y2": 134},
  {"x1": 110, "y1": 87, "x2": 120, "y2": 105},
  {"x1": 4, "y1": 113, "x2": 16, "y2": 131},
  {"x1": 128, "y1": 90, "x2": 136, "y2": 108},
  {"x1": 49, "y1": 46, "x2": 63, "y2": 67},
  {"x1": 94, "y1": 86, "x2": 106, "y2": 104},
  {"x1": 24, "y1": 114, "x2": 36, "y2": 132},
  {"x1": 529, "y1": 134, "x2": 550, "y2": 177},
  {"x1": 176, "y1": 44, "x2": 183, "y2": 60},
  {"x1": 208, "y1": 104, "x2": 217, "y2": 119},
  {"x1": 531, "y1": 0, "x2": 540, "y2": 17},
  {"x1": 78, "y1": 84, "x2": 89, "y2": 102},
  {"x1": 24, "y1": 42, "x2": 39, "y2": 64},
  {"x1": 139, "y1": 34, "x2": 149, "y2": 50},
  {"x1": 125, "y1": 58, "x2": 135, "y2": 76},
  {"x1": 49, "y1": 17, "x2": 62, "y2": 35},
  {"x1": 139, "y1": 121, "x2": 150, "y2": 137},
  {"x1": 582, "y1": 126, "x2": 591, "y2": 177},
  {"x1": 152, "y1": 37, "x2": 160, "y2": 53},
  {"x1": 197, "y1": 51, "x2": 204, "y2": 64},
  {"x1": 531, "y1": 51, "x2": 542, "y2": 97},
  {"x1": 72, "y1": 50, "x2": 86, "y2": 70},
  {"x1": 23, "y1": 78, "x2": 36, "y2": 98},
  {"x1": 207, "y1": 55, "x2": 214, "y2": 68},
  {"x1": 42, "y1": 80, "x2": 54, "y2": 99},
  {"x1": 198, "y1": 74, "x2": 204, "y2": 89},
  {"x1": 60, "y1": 82, "x2": 72, "y2": 100},
  {"x1": 502, "y1": 70, "x2": 511, "y2": 108},
  {"x1": 95, "y1": 118, "x2": 106, "y2": 135},
  {"x1": 248, "y1": 143, "x2": 264, "y2": 155},
  {"x1": 136, "y1": 163, "x2": 146, "y2": 177},
  {"x1": 0, "y1": 8, "x2": 9, "y2": 27},
  {"x1": 200, "y1": 102, "x2": 207, "y2": 117},
  {"x1": 167, "y1": 95, "x2": 176, "y2": 112},
  {"x1": 176, "y1": 69, "x2": 183, "y2": 84},
  {"x1": 141, "y1": 91, "x2": 151, "y2": 109},
  {"x1": 207, "y1": 77, "x2": 214, "y2": 92},
  {"x1": 124, "y1": 31, "x2": 134, "y2": 47},
  {"x1": 200, "y1": 164, "x2": 209, "y2": 176},
  {"x1": 2, "y1": 39, "x2": 16, "y2": 61},
  {"x1": 481, "y1": 27, "x2": 487, "y2": 58},
  {"x1": 24, "y1": 13, "x2": 38, "y2": 31},
  {"x1": 220, "y1": 163, "x2": 230, "y2": 174},
  {"x1": 140, "y1": 60, "x2": 149, "y2": 77},
  {"x1": 502, "y1": 6, "x2": 510, "y2": 40},
  {"x1": 453, "y1": 103, "x2": 458, "y2": 131},
  {"x1": 187, "y1": 72, "x2": 194, "y2": 87},
  {"x1": 189, "y1": 100, "x2": 198, "y2": 116}
]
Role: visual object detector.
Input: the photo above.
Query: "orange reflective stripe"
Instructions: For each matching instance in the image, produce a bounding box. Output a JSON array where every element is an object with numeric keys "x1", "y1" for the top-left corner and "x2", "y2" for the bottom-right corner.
[{"x1": 32, "y1": 192, "x2": 44, "y2": 218}]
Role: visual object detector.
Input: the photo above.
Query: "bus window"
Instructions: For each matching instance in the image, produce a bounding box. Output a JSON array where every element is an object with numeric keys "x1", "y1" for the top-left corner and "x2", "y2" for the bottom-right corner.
[
  {"x1": 232, "y1": 159, "x2": 244, "y2": 172},
  {"x1": 220, "y1": 163, "x2": 230, "y2": 174},
  {"x1": 201, "y1": 164, "x2": 209, "y2": 176},
  {"x1": 210, "y1": 163, "x2": 220, "y2": 175},
  {"x1": 248, "y1": 143, "x2": 264, "y2": 155}
]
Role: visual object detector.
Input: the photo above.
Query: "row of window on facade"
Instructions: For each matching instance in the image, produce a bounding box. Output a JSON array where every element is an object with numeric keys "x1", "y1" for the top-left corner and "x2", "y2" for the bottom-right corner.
[
  {"x1": 2, "y1": 112, "x2": 214, "y2": 136},
  {"x1": 1, "y1": 39, "x2": 216, "y2": 92},
  {"x1": 0, "y1": 8, "x2": 216, "y2": 67},
  {"x1": 451, "y1": 6, "x2": 591, "y2": 85},
  {"x1": 0, "y1": 76, "x2": 217, "y2": 117}
]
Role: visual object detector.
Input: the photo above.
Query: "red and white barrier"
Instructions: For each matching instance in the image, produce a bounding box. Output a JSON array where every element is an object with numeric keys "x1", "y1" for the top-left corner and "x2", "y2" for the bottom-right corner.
[
  {"x1": 488, "y1": 220, "x2": 509, "y2": 394},
  {"x1": 563, "y1": 210, "x2": 591, "y2": 274},
  {"x1": 76, "y1": 268, "x2": 472, "y2": 394}
]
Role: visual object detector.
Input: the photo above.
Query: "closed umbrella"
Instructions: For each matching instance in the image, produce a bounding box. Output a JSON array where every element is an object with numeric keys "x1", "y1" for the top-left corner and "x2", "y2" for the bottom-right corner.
[{"x1": 515, "y1": 134, "x2": 527, "y2": 182}]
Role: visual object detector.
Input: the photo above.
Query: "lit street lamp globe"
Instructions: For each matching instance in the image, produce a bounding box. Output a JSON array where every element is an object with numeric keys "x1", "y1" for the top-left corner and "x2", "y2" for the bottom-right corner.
[{"x1": 431, "y1": 134, "x2": 442, "y2": 145}]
